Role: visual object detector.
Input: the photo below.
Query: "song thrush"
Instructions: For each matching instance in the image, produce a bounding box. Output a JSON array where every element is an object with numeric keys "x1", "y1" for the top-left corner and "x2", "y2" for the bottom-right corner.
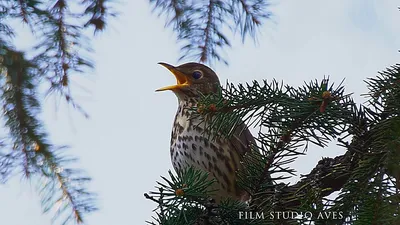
[{"x1": 156, "y1": 62, "x2": 255, "y2": 202}]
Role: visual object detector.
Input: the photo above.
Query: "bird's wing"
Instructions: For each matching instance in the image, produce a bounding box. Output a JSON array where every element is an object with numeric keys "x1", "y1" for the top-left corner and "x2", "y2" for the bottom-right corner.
[
  {"x1": 228, "y1": 122, "x2": 255, "y2": 201},
  {"x1": 230, "y1": 122, "x2": 256, "y2": 156}
]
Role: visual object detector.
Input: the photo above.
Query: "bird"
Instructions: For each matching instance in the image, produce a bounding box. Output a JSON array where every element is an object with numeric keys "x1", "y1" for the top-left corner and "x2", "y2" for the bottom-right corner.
[{"x1": 156, "y1": 62, "x2": 255, "y2": 202}]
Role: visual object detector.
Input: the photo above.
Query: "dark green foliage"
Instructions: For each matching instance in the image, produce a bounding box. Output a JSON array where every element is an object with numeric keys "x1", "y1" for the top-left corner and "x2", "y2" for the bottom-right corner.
[
  {"x1": 146, "y1": 65, "x2": 400, "y2": 224},
  {"x1": 365, "y1": 64, "x2": 400, "y2": 119},
  {"x1": 150, "y1": 0, "x2": 272, "y2": 65},
  {"x1": 145, "y1": 167, "x2": 214, "y2": 224},
  {"x1": 0, "y1": 0, "x2": 114, "y2": 224},
  {"x1": 145, "y1": 167, "x2": 263, "y2": 225}
]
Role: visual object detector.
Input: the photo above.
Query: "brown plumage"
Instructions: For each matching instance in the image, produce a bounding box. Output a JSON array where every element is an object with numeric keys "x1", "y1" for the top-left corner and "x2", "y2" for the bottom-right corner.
[{"x1": 156, "y1": 62, "x2": 255, "y2": 202}]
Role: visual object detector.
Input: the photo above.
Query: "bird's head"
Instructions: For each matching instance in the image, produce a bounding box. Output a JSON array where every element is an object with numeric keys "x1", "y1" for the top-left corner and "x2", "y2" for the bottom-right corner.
[{"x1": 156, "y1": 62, "x2": 220, "y2": 100}]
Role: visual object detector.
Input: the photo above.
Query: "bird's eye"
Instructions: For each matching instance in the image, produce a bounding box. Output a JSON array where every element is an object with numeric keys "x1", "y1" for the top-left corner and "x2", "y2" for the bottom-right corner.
[{"x1": 192, "y1": 70, "x2": 203, "y2": 79}]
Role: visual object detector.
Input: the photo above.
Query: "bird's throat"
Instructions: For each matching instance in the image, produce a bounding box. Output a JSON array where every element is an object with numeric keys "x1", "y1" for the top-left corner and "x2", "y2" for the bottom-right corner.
[{"x1": 176, "y1": 98, "x2": 198, "y2": 120}]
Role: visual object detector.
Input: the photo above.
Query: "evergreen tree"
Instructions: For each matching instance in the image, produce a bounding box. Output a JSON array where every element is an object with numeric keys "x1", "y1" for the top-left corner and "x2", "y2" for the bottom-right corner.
[{"x1": 145, "y1": 1, "x2": 400, "y2": 224}]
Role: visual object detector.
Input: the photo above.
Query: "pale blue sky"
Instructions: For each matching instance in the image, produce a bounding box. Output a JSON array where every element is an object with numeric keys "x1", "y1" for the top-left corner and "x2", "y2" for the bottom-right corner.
[{"x1": 0, "y1": 1, "x2": 399, "y2": 225}]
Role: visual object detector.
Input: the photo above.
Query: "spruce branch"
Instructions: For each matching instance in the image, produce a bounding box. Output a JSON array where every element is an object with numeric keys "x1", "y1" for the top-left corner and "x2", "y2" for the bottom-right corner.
[
  {"x1": 82, "y1": 0, "x2": 116, "y2": 32},
  {"x1": 15, "y1": 0, "x2": 30, "y2": 23},
  {"x1": 30, "y1": 1, "x2": 92, "y2": 117},
  {"x1": 231, "y1": 0, "x2": 272, "y2": 41},
  {"x1": 0, "y1": 0, "x2": 115, "y2": 118},
  {"x1": 271, "y1": 73, "x2": 399, "y2": 222},
  {"x1": 145, "y1": 167, "x2": 215, "y2": 224},
  {"x1": 192, "y1": 78, "x2": 355, "y2": 212},
  {"x1": 146, "y1": 167, "x2": 263, "y2": 225},
  {"x1": 0, "y1": 1, "x2": 115, "y2": 224},
  {"x1": 149, "y1": 0, "x2": 188, "y2": 29},
  {"x1": 0, "y1": 47, "x2": 96, "y2": 225},
  {"x1": 364, "y1": 64, "x2": 400, "y2": 119},
  {"x1": 150, "y1": 0, "x2": 272, "y2": 65},
  {"x1": 38, "y1": 152, "x2": 97, "y2": 225}
]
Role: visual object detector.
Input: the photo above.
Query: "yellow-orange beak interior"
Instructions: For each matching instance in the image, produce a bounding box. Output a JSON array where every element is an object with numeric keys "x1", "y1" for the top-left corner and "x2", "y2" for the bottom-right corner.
[{"x1": 156, "y1": 62, "x2": 190, "y2": 91}]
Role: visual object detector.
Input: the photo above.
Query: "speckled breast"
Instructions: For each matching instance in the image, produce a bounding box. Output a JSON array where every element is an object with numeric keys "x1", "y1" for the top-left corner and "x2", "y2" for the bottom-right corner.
[{"x1": 169, "y1": 99, "x2": 242, "y2": 200}]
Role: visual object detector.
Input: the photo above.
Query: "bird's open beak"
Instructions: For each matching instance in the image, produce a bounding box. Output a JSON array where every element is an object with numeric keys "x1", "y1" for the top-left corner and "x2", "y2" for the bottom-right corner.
[{"x1": 156, "y1": 62, "x2": 190, "y2": 92}]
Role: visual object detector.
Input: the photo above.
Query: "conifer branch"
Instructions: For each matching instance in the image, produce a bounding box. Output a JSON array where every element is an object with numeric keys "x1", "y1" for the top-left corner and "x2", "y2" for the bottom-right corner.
[
  {"x1": 231, "y1": 0, "x2": 271, "y2": 41},
  {"x1": 150, "y1": 0, "x2": 272, "y2": 65},
  {"x1": 30, "y1": 1, "x2": 92, "y2": 117},
  {"x1": 15, "y1": 0, "x2": 30, "y2": 23},
  {"x1": 0, "y1": 1, "x2": 112, "y2": 224},
  {"x1": 0, "y1": 44, "x2": 96, "y2": 225},
  {"x1": 83, "y1": 0, "x2": 115, "y2": 32}
]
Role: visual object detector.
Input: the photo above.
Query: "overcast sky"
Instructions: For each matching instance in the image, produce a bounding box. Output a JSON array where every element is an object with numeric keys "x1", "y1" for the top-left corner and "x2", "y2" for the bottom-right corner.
[{"x1": 0, "y1": 0, "x2": 399, "y2": 225}]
